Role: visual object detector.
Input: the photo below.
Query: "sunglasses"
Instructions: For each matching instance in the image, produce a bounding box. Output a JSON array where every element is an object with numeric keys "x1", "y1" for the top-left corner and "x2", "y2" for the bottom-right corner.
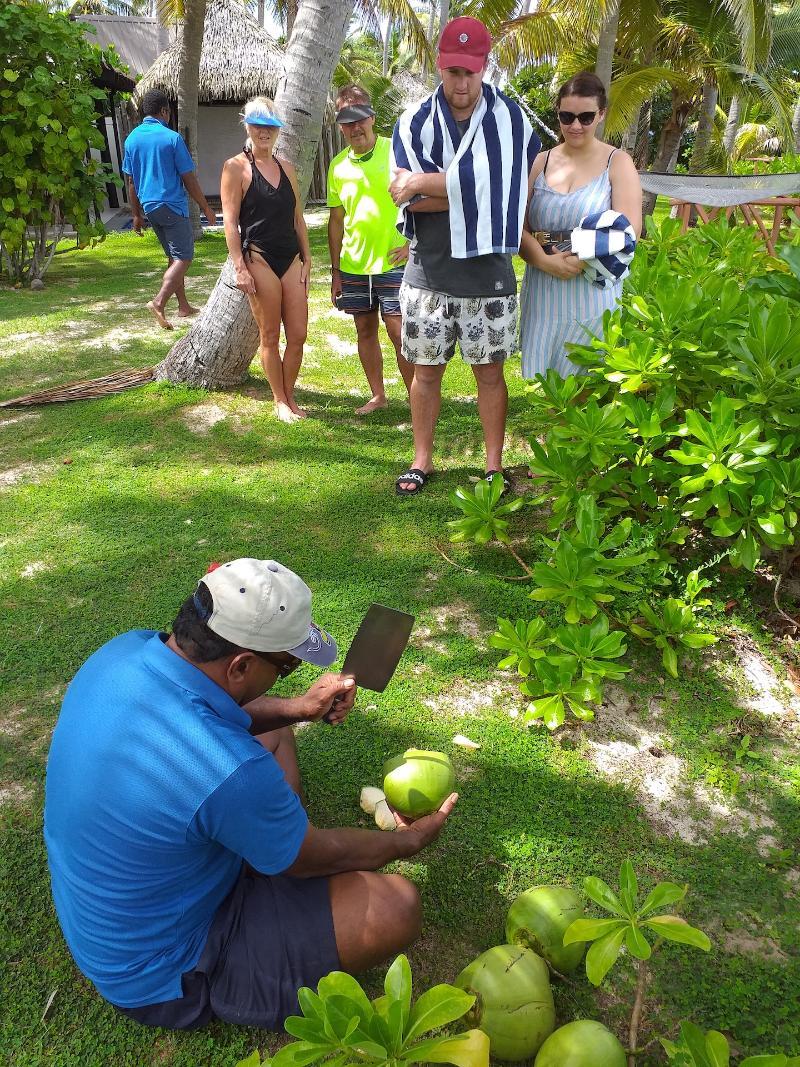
[
  {"x1": 558, "y1": 110, "x2": 598, "y2": 127},
  {"x1": 257, "y1": 651, "x2": 302, "y2": 678}
]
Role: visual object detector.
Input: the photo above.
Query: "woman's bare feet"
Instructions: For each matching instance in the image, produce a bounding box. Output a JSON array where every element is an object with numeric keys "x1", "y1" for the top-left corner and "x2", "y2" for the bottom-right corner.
[
  {"x1": 177, "y1": 305, "x2": 201, "y2": 318},
  {"x1": 147, "y1": 301, "x2": 173, "y2": 330},
  {"x1": 356, "y1": 395, "x2": 389, "y2": 415},
  {"x1": 286, "y1": 397, "x2": 308, "y2": 419},
  {"x1": 275, "y1": 401, "x2": 300, "y2": 424}
]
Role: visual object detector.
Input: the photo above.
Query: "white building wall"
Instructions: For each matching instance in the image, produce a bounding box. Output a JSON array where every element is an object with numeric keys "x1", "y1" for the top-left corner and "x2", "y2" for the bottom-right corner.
[{"x1": 197, "y1": 105, "x2": 244, "y2": 196}]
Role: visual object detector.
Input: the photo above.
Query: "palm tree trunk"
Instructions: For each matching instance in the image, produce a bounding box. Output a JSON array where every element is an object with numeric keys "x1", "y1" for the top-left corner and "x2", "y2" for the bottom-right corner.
[
  {"x1": 423, "y1": 0, "x2": 436, "y2": 83},
  {"x1": 382, "y1": 18, "x2": 392, "y2": 75},
  {"x1": 642, "y1": 92, "x2": 692, "y2": 218},
  {"x1": 176, "y1": 0, "x2": 207, "y2": 239},
  {"x1": 594, "y1": 0, "x2": 620, "y2": 139},
  {"x1": 257, "y1": 0, "x2": 264, "y2": 27},
  {"x1": 633, "y1": 99, "x2": 652, "y2": 168},
  {"x1": 722, "y1": 93, "x2": 741, "y2": 158},
  {"x1": 689, "y1": 76, "x2": 717, "y2": 173},
  {"x1": 621, "y1": 105, "x2": 641, "y2": 153},
  {"x1": 286, "y1": 0, "x2": 298, "y2": 41},
  {"x1": 156, "y1": 0, "x2": 354, "y2": 387},
  {"x1": 793, "y1": 94, "x2": 800, "y2": 154}
]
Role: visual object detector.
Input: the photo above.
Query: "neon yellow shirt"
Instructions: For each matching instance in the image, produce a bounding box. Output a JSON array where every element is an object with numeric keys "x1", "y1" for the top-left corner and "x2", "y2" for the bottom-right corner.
[{"x1": 327, "y1": 136, "x2": 406, "y2": 276}]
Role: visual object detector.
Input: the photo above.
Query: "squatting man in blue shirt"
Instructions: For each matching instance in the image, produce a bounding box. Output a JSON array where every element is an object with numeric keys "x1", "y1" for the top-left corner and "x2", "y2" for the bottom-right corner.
[{"x1": 44, "y1": 558, "x2": 458, "y2": 1031}]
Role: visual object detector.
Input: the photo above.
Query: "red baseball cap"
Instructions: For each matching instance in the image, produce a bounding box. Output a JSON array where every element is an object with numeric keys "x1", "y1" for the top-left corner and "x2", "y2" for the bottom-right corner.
[{"x1": 437, "y1": 16, "x2": 491, "y2": 73}]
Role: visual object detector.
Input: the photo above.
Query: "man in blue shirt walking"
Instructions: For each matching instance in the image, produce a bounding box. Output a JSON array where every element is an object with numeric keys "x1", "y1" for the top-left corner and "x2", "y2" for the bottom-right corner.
[
  {"x1": 44, "y1": 558, "x2": 457, "y2": 1030},
  {"x1": 123, "y1": 89, "x2": 215, "y2": 330}
]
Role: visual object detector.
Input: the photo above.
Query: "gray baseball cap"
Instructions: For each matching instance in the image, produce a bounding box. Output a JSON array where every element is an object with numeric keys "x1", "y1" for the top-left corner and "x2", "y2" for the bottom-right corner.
[{"x1": 335, "y1": 103, "x2": 376, "y2": 124}]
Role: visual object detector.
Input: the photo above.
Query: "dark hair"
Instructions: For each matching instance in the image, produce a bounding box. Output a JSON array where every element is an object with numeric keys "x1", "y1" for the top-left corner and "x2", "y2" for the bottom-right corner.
[
  {"x1": 336, "y1": 83, "x2": 371, "y2": 107},
  {"x1": 142, "y1": 89, "x2": 170, "y2": 117},
  {"x1": 556, "y1": 72, "x2": 607, "y2": 110},
  {"x1": 172, "y1": 582, "x2": 246, "y2": 662}
]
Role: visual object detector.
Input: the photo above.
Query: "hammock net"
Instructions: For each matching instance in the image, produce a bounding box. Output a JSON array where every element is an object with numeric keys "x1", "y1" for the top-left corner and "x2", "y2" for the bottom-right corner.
[{"x1": 638, "y1": 171, "x2": 800, "y2": 207}]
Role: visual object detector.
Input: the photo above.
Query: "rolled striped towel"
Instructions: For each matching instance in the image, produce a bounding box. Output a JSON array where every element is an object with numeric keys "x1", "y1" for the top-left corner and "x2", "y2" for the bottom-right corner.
[
  {"x1": 392, "y1": 83, "x2": 540, "y2": 259},
  {"x1": 570, "y1": 210, "x2": 637, "y2": 289}
]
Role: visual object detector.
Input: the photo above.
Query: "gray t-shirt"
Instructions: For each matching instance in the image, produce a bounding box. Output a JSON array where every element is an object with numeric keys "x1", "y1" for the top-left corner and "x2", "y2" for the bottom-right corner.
[{"x1": 402, "y1": 119, "x2": 516, "y2": 298}]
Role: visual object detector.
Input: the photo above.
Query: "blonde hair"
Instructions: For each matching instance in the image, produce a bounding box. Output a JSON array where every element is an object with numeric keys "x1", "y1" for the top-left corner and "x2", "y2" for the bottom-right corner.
[{"x1": 241, "y1": 96, "x2": 280, "y2": 152}]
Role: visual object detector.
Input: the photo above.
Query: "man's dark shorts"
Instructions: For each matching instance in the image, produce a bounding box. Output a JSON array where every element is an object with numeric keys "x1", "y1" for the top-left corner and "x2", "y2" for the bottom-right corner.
[
  {"x1": 146, "y1": 204, "x2": 194, "y2": 262},
  {"x1": 338, "y1": 266, "x2": 404, "y2": 317},
  {"x1": 117, "y1": 867, "x2": 339, "y2": 1030}
]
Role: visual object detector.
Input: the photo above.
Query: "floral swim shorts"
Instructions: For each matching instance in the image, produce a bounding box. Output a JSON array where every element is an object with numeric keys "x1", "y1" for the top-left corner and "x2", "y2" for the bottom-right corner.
[{"x1": 399, "y1": 284, "x2": 518, "y2": 366}]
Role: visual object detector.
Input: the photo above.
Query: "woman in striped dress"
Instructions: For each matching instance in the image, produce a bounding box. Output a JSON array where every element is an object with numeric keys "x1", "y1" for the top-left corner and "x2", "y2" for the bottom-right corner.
[{"x1": 518, "y1": 72, "x2": 642, "y2": 379}]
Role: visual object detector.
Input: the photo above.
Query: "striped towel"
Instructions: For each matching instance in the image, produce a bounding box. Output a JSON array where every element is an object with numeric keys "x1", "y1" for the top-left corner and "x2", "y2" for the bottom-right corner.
[
  {"x1": 570, "y1": 210, "x2": 637, "y2": 289},
  {"x1": 392, "y1": 82, "x2": 539, "y2": 259}
]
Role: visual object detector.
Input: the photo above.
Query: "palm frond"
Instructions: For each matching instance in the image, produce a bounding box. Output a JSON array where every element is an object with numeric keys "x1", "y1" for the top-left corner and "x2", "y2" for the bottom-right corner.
[
  {"x1": 719, "y1": 0, "x2": 773, "y2": 69},
  {"x1": 604, "y1": 65, "x2": 694, "y2": 138},
  {"x1": 372, "y1": 0, "x2": 433, "y2": 68},
  {"x1": 734, "y1": 120, "x2": 781, "y2": 159},
  {"x1": 493, "y1": 9, "x2": 570, "y2": 72},
  {"x1": 771, "y1": 1, "x2": 800, "y2": 69},
  {"x1": 157, "y1": 0, "x2": 185, "y2": 25},
  {"x1": 727, "y1": 63, "x2": 796, "y2": 142}
]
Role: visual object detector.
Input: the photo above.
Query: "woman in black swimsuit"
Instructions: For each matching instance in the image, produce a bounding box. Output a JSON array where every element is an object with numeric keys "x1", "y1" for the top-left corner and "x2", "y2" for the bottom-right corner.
[{"x1": 221, "y1": 97, "x2": 311, "y2": 423}]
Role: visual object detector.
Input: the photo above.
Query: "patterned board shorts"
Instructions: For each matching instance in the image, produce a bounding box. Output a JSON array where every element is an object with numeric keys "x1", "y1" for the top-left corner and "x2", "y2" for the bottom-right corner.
[
  {"x1": 337, "y1": 267, "x2": 404, "y2": 317},
  {"x1": 399, "y1": 284, "x2": 518, "y2": 366}
]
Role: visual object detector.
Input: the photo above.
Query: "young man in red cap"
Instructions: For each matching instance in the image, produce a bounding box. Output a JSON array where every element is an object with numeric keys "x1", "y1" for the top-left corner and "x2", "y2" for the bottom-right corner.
[
  {"x1": 390, "y1": 17, "x2": 540, "y2": 496},
  {"x1": 44, "y1": 558, "x2": 457, "y2": 1030}
]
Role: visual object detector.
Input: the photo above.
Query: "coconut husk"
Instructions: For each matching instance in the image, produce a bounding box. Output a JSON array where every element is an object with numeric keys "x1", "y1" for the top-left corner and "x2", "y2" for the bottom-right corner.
[{"x1": 0, "y1": 368, "x2": 155, "y2": 407}]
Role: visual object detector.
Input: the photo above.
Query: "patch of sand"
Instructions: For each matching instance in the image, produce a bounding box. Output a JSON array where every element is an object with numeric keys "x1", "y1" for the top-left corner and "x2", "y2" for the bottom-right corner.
[
  {"x1": 21, "y1": 561, "x2": 47, "y2": 578},
  {"x1": 721, "y1": 927, "x2": 787, "y2": 962},
  {"x1": 182, "y1": 403, "x2": 227, "y2": 433},
  {"x1": 0, "y1": 462, "x2": 50, "y2": 488},
  {"x1": 325, "y1": 333, "x2": 358, "y2": 357},
  {"x1": 0, "y1": 412, "x2": 39, "y2": 429},
  {"x1": 423, "y1": 678, "x2": 519, "y2": 718}
]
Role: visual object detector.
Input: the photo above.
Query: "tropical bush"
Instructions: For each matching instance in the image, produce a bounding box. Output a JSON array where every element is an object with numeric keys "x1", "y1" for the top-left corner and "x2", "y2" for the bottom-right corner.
[
  {"x1": 0, "y1": 1, "x2": 115, "y2": 286},
  {"x1": 449, "y1": 217, "x2": 800, "y2": 727}
]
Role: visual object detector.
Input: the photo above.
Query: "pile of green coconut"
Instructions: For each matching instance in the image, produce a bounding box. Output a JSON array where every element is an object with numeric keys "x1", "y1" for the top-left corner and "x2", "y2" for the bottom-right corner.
[{"x1": 362, "y1": 749, "x2": 627, "y2": 1065}]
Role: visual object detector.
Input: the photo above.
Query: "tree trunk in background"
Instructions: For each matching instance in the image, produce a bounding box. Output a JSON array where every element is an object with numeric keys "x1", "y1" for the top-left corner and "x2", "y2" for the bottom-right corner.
[
  {"x1": 423, "y1": 0, "x2": 436, "y2": 83},
  {"x1": 793, "y1": 94, "x2": 800, "y2": 153},
  {"x1": 642, "y1": 92, "x2": 693, "y2": 218},
  {"x1": 382, "y1": 18, "x2": 392, "y2": 76},
  {"x1": 257, "y1": 0, "x2": 264, "y2": 26},
  {"x1": 723, "y1": 94, "x2": 741, "y2": 158},
  {"x1": 176, "y1": 0, "x2": 207, "y2": 239},
  {"x1": 594, "y1": 0, "x2": 620, "y2": 139},
  {"x1": 633, "y1": 99, "x2": 652, "y2": 168},
  {"x1": 689, "y1": 76, "x2": 717, "y2": 173},
  {"x1": 621, "y1": 104, "x2": 641, "y2": 153},
  {"x1": 286, "y1": 0, "x2": 298, "y2": 41},
  {"x1": 157, "y1": 0, "x2": 353, "y2": 387}
]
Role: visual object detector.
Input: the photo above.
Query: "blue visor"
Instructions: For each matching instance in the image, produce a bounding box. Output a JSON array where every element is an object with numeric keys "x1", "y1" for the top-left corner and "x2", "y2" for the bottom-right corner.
[{"x1": 244, "y1": 110, "x2": 284, "y2": 128}]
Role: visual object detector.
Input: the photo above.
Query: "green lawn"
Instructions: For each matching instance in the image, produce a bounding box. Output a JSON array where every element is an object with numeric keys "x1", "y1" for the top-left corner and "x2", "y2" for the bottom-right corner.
[{"x1": 1, "y1": 218, "x2": 798, "y2": 1066}]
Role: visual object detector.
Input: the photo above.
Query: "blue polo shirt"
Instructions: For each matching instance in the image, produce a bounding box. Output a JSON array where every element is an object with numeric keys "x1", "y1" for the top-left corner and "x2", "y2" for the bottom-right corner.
[
  {"x1": 122, "y1": 116, "x2": 195, "y2": 216},
  {"x1": 43, "y1": 631, "x2": 308, "y2": 1008}
]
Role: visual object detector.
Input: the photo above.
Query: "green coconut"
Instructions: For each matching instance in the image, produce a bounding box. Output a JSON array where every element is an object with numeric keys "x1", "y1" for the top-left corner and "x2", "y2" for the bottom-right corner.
[
  {"x1": 534, "y1": 1020, "x2": 627, "y2": 1067},
  {"x1": 382, "y1": 748, "x2": 455, "y2": 818},
  {"x1": 454, "y1": 945, "x2": 555, "y2": 1062},
  {"x1": 506, "y1": 885, "x2": 586, "y2": 974}
]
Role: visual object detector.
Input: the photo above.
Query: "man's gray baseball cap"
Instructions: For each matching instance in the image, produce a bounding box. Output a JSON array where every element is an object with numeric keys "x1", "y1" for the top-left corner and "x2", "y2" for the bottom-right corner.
[
  {"x1": 199, "y1": 558, "x2": 337, "y2": 667},
  {"x1": 336, "y1": 104, "x2": 376, "y2": 124}
]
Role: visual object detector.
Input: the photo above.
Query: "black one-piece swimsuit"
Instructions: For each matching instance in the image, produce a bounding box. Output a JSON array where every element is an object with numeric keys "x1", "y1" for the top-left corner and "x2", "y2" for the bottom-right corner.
[{"x1": 239, "y1": 152, "x2": 301, "y2": 278}]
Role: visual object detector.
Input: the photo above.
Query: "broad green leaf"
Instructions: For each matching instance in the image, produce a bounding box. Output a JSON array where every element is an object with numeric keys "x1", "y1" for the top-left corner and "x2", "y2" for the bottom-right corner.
[
  {"x1": 644, "y1": 915, "x2": 711, "y2": 950},
  {"x1": 563, "y1": 917, "x2": 627, "y2": 945},
  {"x1": 297, "y1": 987, "x2": 325, "y2": 1021},
  {"x1": 585, "y1": 924, "x2": 628, "y2": 986},
  {"x1": 401, "y1": 1030, "x2": 490, "y2": 1067},
  {"x1": 235, "y1": 1053, "x2": 263, "y2": 1067},
  {"x1": 317, "y1": 972, "x2": 373, "y2": 1019},
  {"x1": 738, "y1": 1057, "x2": 790, "y2": 1066},
  {"x1": 639, "y1": 882, "x2": 686, "y2": 917},
  {"x1": 704, "y1": 1030, "x2": 731, "y2": 1066},
  {"x1": 661, "y1": 643, "x2": 679, "y2": 678},
  {"x1": 619, "y1": 859, "x2": 638, "y2": 907},
  {"x1": 270, "y1": 1041, "x2": 332, "y2": 1067},
  {"x1": 584, "y1": 876, "x2": 626, "y2": 916},
  {"x1": 384, "y1": 954, "x2": 412, "y2": 1034},
  {"x1": 625, "y1": 924, "x2": 652, "y2": 960},
  {"x1": 404, "y1": 985, "x2": 475, "y2": 1044},
  {"x1": 284, "y1": 1017, "x2": 328, "y2": 1043}
]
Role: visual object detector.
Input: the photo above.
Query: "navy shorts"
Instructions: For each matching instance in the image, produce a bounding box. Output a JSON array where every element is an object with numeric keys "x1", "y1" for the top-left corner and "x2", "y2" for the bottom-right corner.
[
  {"x1": 337, "y1": 267, "x2": 404, "y2": 317},
  {"x1": 116, "y1": 867, "x2": 339, "y2": 1031},
  {"x1": 146, "y1": 204, "x2": 194, "y2": 262}
]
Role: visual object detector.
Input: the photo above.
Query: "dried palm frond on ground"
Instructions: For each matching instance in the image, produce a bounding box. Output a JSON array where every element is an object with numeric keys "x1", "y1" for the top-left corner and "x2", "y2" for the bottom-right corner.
[{"x1": 0, "y1": 367, "x2": 154, "y2": 408}]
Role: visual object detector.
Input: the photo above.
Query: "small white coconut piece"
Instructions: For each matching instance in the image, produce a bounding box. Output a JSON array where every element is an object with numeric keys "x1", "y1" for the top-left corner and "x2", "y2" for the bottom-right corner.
[
  {"x1": 452, "y1": 734, "x2": 481, "y2": 750},
  {"x1": 374, "y1": 799, "x2": 396, "y2": 831},
  {"x1": 360, "y1": 786, "x2": 386, "y2": 815}
]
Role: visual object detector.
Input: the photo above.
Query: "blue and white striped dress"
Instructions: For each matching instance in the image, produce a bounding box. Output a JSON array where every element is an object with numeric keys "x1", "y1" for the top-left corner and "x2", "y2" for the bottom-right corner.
[{"x1": 519, "y1": 153, "x2": 622, "y2": 379}]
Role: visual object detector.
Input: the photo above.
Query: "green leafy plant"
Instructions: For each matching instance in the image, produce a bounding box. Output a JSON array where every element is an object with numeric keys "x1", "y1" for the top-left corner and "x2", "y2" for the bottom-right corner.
[
  {"x1": 564, "y1": 860, "x2": 711, "y2": 1062},
  {"x1": 661, "y1": 1020, "x2": 800, "y2": 1066},
  {"x1": 448, "y1": 479, "x2": 523, "y2": 547},
  {"x1": 0, "y1": 3, "x2": 115, "y2": 285},
  {"x1": 265, "y1": 954, "x2": 489, "y2": 1067},
  {"x1": 630, "y1": 599, "x2": 718, "y2": 677},
  {"x1": 563, "y1": 859, "x2": 711, "y2": 987},
  {"x1": 521, "y1": 660, "x2": 602, "y2": 730}
]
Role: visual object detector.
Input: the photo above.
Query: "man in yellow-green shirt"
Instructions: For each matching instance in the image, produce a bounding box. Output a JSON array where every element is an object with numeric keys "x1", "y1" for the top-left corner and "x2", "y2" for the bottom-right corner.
[{"x1": 328, "y1": 85, "x2": 414, "y2": 414}]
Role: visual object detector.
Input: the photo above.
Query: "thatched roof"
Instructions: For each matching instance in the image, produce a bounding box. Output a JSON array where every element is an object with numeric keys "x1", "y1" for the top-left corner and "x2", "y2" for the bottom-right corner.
[{"x1": 133, "y1": 0, "x2": 284, "y2": 105}]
